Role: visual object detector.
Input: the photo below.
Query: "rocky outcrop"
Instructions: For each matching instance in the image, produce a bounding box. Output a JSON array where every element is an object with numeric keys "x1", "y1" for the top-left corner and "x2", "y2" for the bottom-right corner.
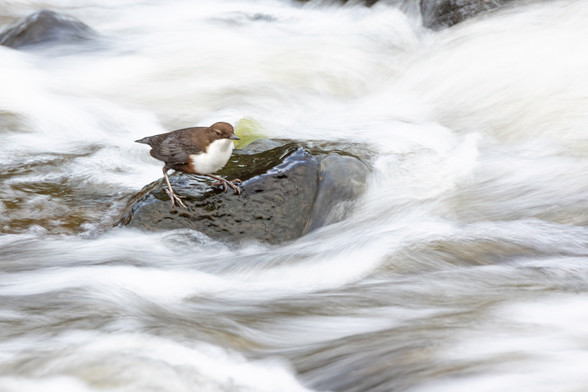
[
  {"x1": 0, "y1": 10, "x2": 95, "y2": 49},
  {"x1": 119, "y1": 140, "x2": 370, "y2": 245}
]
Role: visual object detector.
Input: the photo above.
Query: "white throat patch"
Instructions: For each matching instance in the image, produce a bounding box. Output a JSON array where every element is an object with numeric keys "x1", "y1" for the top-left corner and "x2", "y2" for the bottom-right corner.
[{"x1": 189, "y1": 139, "x2": 234, "y2": 174}]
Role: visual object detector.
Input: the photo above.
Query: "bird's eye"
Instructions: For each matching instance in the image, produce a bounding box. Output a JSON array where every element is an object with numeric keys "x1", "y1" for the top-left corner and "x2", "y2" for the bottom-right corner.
[{"x1": 215, "y1": 129, "x2": 222, "y2": 136}]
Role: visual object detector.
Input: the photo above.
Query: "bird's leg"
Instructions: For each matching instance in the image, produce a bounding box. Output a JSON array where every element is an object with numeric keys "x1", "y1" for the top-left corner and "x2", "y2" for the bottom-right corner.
[
  {"x1": 163, "y1": 168, "x2": 187, "y2": 209},
  {"x1": 207, "y1": 174, "x2": 242, "y2": 195}
]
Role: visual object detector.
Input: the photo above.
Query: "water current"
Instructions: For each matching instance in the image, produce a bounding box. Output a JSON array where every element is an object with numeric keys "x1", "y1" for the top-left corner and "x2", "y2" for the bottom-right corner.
[{"x1": 2, "y1": 0, "x2": 588, "y2": 391}]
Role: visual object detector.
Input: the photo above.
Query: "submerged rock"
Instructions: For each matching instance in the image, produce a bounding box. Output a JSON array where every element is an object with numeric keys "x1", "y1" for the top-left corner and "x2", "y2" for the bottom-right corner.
[
  {"x1": 0, "y1": 10, "x2": 95, "y2": 49},
  {"x1": 119, "y1": 140, "x2": 370, "y2": 245}
]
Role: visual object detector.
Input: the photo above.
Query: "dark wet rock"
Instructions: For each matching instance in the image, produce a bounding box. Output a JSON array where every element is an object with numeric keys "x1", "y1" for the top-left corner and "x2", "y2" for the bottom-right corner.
[
  {"x1": 304, "y1": 154, "x2": 369, "y2": 233},
  {"x1": 420, "y1": 0, "x2": 517, "y2": 30},
  {"x1": 119, "y1": 141, "x2": 370, "y2": 245},
  {"x1": 298, "y1": 0, "x2": 380, "y2": 5},
  {"x1": 294, "y1": 0, "x2": 518, "y2": 30},
  {"x1": 0, "y1": 10, "x2": 94, "y2": 49}
]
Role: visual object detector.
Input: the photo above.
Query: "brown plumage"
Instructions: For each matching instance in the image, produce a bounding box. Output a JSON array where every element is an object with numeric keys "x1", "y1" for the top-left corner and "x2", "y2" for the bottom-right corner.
[{"x1": 136, "y1": 121, "x2": 241, "y2": 208}]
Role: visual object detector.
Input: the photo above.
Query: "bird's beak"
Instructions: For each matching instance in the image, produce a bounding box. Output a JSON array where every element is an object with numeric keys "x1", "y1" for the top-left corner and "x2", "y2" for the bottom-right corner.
[{"x1": 230, "y1": 134, "x2": 240, "y2": 140}]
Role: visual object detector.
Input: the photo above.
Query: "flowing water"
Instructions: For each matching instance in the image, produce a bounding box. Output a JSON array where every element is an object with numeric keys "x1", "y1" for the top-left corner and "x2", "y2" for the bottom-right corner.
[{"x1": 2, "y1": 0, "x2": 588, "y2": 390}]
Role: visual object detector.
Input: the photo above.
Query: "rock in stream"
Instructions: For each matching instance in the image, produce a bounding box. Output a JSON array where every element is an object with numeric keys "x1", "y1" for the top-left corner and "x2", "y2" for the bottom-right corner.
[
  {"x1": 420, "y1": 0, "x2": 519, "y2": 29},
  {"x1": 119, "y1": 140, "x2": 370, "y2": 245},
  {"x1": 0, "y1": 9, "x2": 95, "y2": 49}
]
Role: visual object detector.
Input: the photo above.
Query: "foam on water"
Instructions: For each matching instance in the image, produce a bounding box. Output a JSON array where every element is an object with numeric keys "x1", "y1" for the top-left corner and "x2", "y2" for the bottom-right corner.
[
  {"x1": 395, "y1": 0, "x2": 588, "y2": 143},
  {"x1": 412, "y1": 293, "x2": 588, "y2": 392},
  {"x1": 0, "y1": 331, "x2": 312, "y2": 392}
]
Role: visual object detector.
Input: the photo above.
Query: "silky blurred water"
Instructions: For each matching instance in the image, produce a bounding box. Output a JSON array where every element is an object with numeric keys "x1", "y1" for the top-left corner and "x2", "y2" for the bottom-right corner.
[{"x1": 2, "y1": 0, "x2": 588, "y2": 391}]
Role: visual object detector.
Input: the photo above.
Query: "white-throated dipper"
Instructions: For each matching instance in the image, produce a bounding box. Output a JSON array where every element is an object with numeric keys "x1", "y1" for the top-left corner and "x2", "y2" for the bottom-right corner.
[{"x1": 135, "y1": 122, "x2": 241, "y2": 208}]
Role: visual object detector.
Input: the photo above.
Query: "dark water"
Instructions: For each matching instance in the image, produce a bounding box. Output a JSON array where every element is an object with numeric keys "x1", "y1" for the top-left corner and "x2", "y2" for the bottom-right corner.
[{"x1": 2, "y1": 1, "x2": 588, "y2": 391}]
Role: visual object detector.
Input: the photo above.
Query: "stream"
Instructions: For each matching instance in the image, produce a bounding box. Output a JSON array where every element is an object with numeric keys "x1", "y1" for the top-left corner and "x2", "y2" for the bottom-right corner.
[{"x1": 2, "y1": 0, "x2": 588, "y2": 391}]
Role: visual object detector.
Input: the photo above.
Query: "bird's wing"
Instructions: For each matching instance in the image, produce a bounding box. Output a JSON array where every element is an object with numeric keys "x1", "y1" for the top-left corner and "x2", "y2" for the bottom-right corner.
[{"x1": 149, "y1": 131, "x2": 203, "y2": 164}]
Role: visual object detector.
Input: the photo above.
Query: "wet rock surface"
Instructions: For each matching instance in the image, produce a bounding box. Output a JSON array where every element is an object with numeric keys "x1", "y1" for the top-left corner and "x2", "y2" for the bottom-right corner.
[
  {"x1": 0, "y1": 9, "x2": 95, "y2": 49},
  {"x1": 119, "y1": 140, "x2": 370, "y2": 245},
  {"x1": 295, "y1": 0, "x2": 380, "y2": 5},
  {"x1": 305, "y1": 154, "x2": 369, "y2": 233},
  {"x1": 420, "y1": 0, "x2": 517, "y2": 30},
  {"x1": 296, "y1": 0, "x2": 521, "y2": 30}
]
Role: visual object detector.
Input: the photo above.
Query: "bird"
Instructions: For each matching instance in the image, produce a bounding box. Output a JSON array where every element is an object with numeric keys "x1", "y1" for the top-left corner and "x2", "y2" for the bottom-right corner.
[{"x1": 135, "y1": 121, "x2": 241, "y2": 208}]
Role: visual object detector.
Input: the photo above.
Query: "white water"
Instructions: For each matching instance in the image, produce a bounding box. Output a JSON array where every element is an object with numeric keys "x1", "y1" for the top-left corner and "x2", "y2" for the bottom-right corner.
[{"x1": 2, "y1": 0, "x2": 588, "y2": 391}]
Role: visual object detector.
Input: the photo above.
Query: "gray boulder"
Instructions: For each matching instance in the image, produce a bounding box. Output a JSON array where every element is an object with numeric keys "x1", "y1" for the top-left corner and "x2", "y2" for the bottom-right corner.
[
  {"x1": 119, "y1": 141, "x2": 370, "y2": 245},
  {"x1": 0, "y1": 10, "x2": 95, "y2": 49},
  {"x1": 304, "y1": 154, "x2": 369, "y2": 232},
  {"x1": 295, "y1": 0, "x2": 523, "y2": 30},
  {"x1": 420, "y1": 0, "x2": 518, "y2": 29}
]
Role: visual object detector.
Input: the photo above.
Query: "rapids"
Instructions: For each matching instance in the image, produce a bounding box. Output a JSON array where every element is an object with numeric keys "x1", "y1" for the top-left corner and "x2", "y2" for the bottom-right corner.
[{"x1": 2, "y1": 0, "x2": 588, "y2": 391}]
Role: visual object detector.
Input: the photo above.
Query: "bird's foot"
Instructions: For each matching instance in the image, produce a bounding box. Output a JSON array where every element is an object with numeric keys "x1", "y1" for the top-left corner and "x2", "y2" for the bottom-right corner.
[
  {"x1": 212, "y1": 178, "x2": 242, "y2": 195},
  {"x1": 166, "y1": 189, "x2": 188, "y2": 209}
]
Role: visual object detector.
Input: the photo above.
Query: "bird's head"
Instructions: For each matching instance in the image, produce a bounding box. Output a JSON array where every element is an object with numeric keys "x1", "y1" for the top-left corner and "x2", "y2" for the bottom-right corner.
[{"x1": 209, "y1": 122, "x2": 240, "y2": 142}]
